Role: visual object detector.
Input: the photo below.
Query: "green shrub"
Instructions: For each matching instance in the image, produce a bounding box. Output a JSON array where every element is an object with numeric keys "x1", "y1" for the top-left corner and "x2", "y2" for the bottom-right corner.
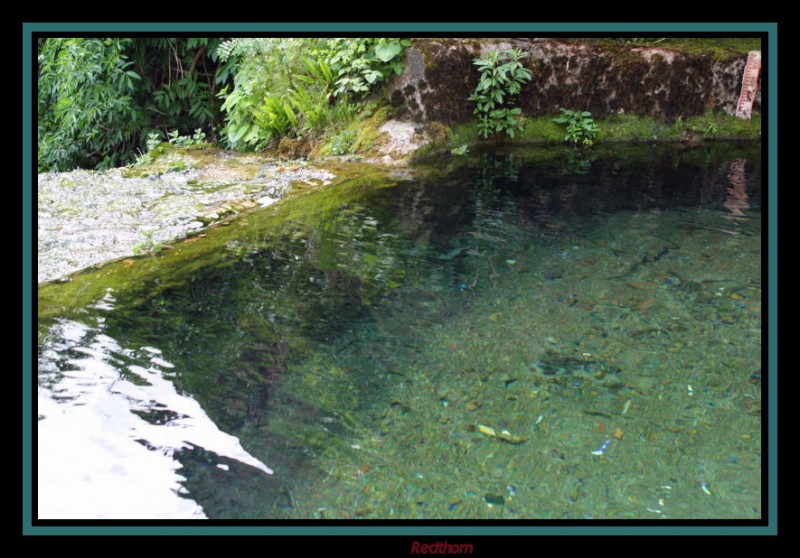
[
  {"x1": 321, "y1": 38, "x2": 410, "y2": 99},
  {"x1": 37, "y1": 38, "x2": 146, "y2": 171},
  {"x1": 130, "y1": 38, "x2": 226, "y2": 134},
  {"x1": 468, "y1": 49, "x2": 533, "y2": 139},
  {"x1": 38, "y1": 37, "x2": 231, "y2": 172},
  {"x1": 215, "y1": 38, "x2": 408, "y2": 150},
  {"x1": 214, "y1": 39, "x2": 291, "y2": 149}
]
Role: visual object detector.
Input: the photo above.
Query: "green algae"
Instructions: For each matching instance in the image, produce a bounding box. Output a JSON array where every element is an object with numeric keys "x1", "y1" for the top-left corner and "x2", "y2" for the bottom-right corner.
[
  {"x1": 38, "y1": 169, "x2": 398, "y2": 323},
  {"x1": 412, "y1": 111, "x2": 760, "y2": 161}
]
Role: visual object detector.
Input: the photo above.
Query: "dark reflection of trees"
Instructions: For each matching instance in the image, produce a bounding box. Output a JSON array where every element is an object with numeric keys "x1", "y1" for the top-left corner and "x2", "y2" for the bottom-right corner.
[{"x1": 448, "y1": 143, "x2": 764, "y2": 217}]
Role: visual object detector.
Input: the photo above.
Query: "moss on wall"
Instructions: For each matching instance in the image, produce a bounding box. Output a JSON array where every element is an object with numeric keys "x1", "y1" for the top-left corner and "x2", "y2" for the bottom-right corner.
[{"x1": 387, "y1": 38, "x2": 762, "y2": 126}]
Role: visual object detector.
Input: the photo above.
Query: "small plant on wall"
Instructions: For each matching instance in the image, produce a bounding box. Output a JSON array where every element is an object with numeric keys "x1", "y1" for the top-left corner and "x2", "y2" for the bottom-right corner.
[
  {"x1": 553, "y1": 108, "x2": 599, "y2": 147},
  {"x1": 468, "y1": 49, "x2": 533, "y2": 139}
]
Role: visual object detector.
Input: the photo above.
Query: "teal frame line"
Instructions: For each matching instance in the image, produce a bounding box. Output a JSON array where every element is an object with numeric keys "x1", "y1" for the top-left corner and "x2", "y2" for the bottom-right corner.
[{"x1": 24, "y1": 22, "x2": 777, "y2": 536}]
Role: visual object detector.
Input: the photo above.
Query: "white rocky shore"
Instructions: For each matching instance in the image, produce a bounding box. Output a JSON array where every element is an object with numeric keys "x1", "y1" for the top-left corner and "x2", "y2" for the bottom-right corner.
[{"x1": 37, "y1": 150, "x2": 335, "y2": 283}]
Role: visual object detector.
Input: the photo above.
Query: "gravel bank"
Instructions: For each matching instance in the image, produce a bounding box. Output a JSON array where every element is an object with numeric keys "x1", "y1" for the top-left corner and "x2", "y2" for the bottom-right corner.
[{"x1": 37, "y1": 153, "x2": 335, "y2": 283}]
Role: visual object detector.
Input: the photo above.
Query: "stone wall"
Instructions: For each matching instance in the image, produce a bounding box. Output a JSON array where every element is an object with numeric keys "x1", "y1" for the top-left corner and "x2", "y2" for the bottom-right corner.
[{"x1": 387, "y1": 38, "x2": 760, "y2": 125}]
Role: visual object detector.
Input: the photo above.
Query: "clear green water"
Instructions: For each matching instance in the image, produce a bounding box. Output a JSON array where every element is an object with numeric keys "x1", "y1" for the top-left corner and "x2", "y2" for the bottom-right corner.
[{"x1": 37, "y1": 144, "x2": 762, "y2": 520}]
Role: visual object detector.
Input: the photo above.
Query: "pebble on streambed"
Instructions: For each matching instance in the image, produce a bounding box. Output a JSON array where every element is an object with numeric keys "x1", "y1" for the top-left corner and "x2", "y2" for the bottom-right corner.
[
  {"x1": 483, "y1": 493, "x2": 506, "y2": 506},
  {"x1": 476, "y1": 424, "x2": 528, "y2": 445}
]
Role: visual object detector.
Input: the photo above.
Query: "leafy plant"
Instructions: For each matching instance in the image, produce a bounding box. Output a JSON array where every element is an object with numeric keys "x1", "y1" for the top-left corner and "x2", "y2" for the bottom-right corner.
[
  {"x1": 468, "y1": 49, "x2": 533, "y2": 139},
  {"x1": 210, "y1": 39, "x2": 291, "y2": 149},
  {"x1": 192, "y1": 128, "x2": 207, "y2": 143},
  {"x1": 133, "y1": 230, "x2": 163, "y2": 255},
  {"x1": 297, "y1": 56, "x2": 336, "y2": 89},
  {"x1": 146, "y1": 131, "x2": 164, "y2": 152},
  {"x1": 287, "y1": 83, "x2": 327, "y2": 134},
  {"x1": 38, "y1": 37, "x2": 233, "y2": 172},
  {"x1": 167, "y1": 128, "x2": 207, "y2": 147},
  {"x1": 131, "y1": 131, "x2": 164, "y2": 167},
  {"x1": 451, "y1": 144, "x2": 469, "y2": 156},
  {"x1": 553, "y1": 108, "x2": 599, "y2": 146},
  {"x1": 130, "y1": 37, "x2": 228, "y2": 135},
  {"x1": 321, "y1": 38, "x2": 410, "y2": 99},
  {"x1": 215, "y1": 38, "x2": 405, "y2": 150},
  {"x1": 216, "y1": 39, "x2": 346, "y2": 148},
  {"x1": 38, "y1": 38, "x2": 146, "y2": 171},
  {"x1": 327, "y1": 130, "x2": 358, "y2": 155},
  {"x1": 253, "y1": 95, "x2": 298, "y2": 139}
]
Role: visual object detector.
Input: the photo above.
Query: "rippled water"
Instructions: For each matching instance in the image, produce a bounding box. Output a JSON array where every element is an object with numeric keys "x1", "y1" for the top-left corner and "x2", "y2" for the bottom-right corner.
[{"x1": 37, "y1": 144, "x2": 762, "y2": 520}]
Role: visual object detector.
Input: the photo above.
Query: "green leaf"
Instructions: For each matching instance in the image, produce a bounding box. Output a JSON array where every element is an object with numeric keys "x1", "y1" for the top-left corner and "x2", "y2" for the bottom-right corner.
[
  {"x1": 364, "y1": 69, "x2": 382, "y2": 84},
  {"x1": 318, "y1": 59, "x2": 334, "y2": 82},
  {"x1": 283, "y1": 101, "x2": 298, "y2": 127},
  {"x1": 228, "y1": 121, "x2": 248, "y2": 142},
  {"x1": 375, "y1": 41, "x2": 403, "y2": 63}
]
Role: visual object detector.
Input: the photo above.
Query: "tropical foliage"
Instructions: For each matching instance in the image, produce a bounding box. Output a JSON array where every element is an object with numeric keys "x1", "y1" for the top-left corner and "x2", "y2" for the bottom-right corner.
[
  {"x1": 38, "y1": 38, "x2": 145, "y2": 171},
  {"x1": 38, "y1": 37, "x2": 230, "y2": 171},
  {"x1": 214, "y1": 38, "x2": 409, "y2": 150},
  {"x1": 38, "y1": 37, "x2": 413, "y2": 170}
]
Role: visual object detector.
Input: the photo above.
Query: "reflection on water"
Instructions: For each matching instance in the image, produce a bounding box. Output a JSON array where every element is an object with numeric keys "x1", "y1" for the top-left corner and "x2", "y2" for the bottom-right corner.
[
  {"x1": 37, "y1": 144, "x2": 762, "y2": 519},
  {"x1": 37, "y1": 292, "x2": 272, "y2": 519}
]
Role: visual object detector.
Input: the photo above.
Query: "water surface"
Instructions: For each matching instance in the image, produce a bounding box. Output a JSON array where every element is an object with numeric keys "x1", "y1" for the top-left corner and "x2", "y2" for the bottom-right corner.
[{"x1": 37, "y1": 144, "x2": 762, "y2": 520}]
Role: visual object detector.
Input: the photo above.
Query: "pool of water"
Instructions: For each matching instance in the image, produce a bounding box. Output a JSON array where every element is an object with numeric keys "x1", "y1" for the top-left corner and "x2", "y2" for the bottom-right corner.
[{"x1": 37, "y1": 144, "x2": 762, "y2": 520}]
